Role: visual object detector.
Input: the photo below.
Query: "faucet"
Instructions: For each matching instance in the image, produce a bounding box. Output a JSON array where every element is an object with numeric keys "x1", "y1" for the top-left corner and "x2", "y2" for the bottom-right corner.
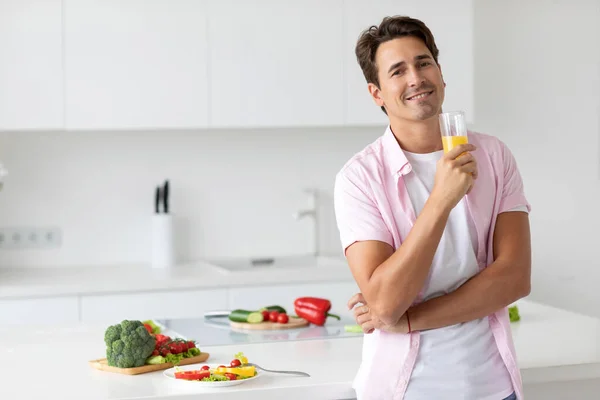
[{"x1": 293, "y1": 188, "x2": 319, "y2": 257}]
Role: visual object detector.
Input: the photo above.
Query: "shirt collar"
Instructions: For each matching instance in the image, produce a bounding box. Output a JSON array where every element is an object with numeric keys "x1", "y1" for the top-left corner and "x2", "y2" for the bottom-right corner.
[{"x1": 382, "y1": 125, "x2": 412, "y2": 176}]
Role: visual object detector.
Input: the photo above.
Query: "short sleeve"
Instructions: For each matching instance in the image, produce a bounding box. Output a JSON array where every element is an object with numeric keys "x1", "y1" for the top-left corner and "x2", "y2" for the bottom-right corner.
[
  {"x1": 498, "y1": 142, "x2": 531, "y2": 214},
  {"x1": 334, "y1": 170, "x2": 394, "y2": 254}
]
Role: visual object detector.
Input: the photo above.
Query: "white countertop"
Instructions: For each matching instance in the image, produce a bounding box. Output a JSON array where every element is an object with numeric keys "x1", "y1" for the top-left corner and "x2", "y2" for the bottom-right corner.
[
  {"x1": 3, "y1": 299, "x2": 600, "y2": 399},
  {"x1": 0, "y1": 259, "x2": 354, "y2": 299}
]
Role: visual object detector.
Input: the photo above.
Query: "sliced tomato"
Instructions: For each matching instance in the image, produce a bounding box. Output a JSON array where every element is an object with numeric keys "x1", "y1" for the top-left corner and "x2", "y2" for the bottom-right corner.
[
  {"x1": 200, "y1": 365, "x2": 210, "y2": 371},
  {"x1": 174, "y1": 370, "x2": 210, "y2": 380},
  {"x1": 224, "y1": 373, "x2": 237, "y2": 380}
]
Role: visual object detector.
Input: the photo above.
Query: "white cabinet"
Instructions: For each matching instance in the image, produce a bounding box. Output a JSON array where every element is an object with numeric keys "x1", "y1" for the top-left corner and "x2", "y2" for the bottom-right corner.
[
  {"x1": 0, "y1": 296, "x2": 79, "y2": 325},
  {"x1": 228, "y1": 281, "x2": 360, "y2": 320},
  {"x1": 64, "y1": 0, "x2": 209, "y2": 130},
  {"x1": 79, "y1": 288, "x2": 228, "y2": 323},
  {"x1": 343, "y1": 0, "x2": 474, "y2": 125},
  {"x1": 207, "y1": 0, "x2": 345, "y2": 128},
  {"x1": 0, "y1": 0, "x2": 63, "y2": 131}
]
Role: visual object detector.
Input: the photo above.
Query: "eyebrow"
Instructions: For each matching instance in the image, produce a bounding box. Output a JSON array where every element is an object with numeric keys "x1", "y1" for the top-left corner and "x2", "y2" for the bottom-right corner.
[{"x1": 387, "y1": 54, "x2": 433, "y2": 74}]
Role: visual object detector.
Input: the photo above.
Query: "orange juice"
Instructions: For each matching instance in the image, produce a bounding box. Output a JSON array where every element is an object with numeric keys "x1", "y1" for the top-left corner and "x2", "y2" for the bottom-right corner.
[{"x1": 441, "y1": 135, "x2": 468, "y2": 153}]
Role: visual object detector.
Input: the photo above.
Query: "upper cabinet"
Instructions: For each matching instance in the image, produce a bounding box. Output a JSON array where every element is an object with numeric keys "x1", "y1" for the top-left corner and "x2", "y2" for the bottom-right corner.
[
  {"x1": 64, "y1": 0, "x2": 209, "y2": 130},
  {"x1": 343, "y1": 0, "x2": 474, "y2": 125},
  {"x1": 0, "y1": 0, "x2": 474, "y2": 130},
  {"x1": 207, "y1": 0, "x2": 344, "y2": 128},
  {"x1": 0, "y1": 0, "x2": 63, "y2": 131}
]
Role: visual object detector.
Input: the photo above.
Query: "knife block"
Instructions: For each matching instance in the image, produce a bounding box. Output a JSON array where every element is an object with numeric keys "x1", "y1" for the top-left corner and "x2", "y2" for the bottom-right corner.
[{"x1": 151, "y1": 214, "x2": 175, "y2": 269}]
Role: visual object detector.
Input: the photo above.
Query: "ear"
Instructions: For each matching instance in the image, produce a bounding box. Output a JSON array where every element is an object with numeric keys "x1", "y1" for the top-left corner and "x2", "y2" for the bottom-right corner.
[{"x1": 368, "y1": 82, "x2": 385, "y2": 108}]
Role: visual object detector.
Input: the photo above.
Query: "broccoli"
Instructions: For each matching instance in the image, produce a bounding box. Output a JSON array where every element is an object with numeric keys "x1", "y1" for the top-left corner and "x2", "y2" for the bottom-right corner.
[{"x1": 104, "y1": 320, "x2": 156, "y2": 368}]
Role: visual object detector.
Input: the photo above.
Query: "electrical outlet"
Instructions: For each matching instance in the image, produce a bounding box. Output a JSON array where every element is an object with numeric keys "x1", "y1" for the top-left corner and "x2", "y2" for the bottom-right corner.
[{"x1": 0, "y1": 226, "x2": 62, "y2": 249}]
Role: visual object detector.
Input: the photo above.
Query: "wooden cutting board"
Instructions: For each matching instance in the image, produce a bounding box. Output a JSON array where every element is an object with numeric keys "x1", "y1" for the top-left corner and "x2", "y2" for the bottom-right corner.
[
  {"x1": 230, "y1": 316, "x2": 309, "y2": 330},
  {"x1": 89, "y1": 352, "x2": 210, "y2": 375}
]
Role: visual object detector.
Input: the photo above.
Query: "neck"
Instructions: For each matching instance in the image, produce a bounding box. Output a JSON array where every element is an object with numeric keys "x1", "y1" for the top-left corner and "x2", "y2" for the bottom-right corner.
[{"x1": 389, "y1": 115, "x2": 443, "y2": 154}]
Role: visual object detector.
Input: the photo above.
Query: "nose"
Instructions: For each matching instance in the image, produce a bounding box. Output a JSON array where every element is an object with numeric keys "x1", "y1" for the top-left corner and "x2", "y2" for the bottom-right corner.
[{"x1": 406, "y1": 66, "x2": 425, "y2": 87}]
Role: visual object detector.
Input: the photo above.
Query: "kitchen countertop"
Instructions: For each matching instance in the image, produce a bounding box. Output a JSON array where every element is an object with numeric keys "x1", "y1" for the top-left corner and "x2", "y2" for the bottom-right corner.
[
  {"x1": 0, "y1": 258, "x2": 354, "y2": 300},
  {"x1": 3, "y1": 299, "x2": 600, "y2": 399}
]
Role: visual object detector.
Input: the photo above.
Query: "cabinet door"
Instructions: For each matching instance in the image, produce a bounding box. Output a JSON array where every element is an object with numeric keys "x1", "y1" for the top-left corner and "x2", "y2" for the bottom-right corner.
[
  {"x1": 228, "y1": 281, "x2": 360, "y2": 320},
  {"x1": 79, "y1": 289, "x2": 228, "y2": 323},
  {"x1": 64, "y1": 0, "x2": 209, "y2": 130},
  {"x1": 208, "y1": 0, "x2": 345, "y2": 128},
  {"x1": 343, "y1": 0, "x2": 475, "y2": 125},
  {"x1": 0, "y1": 296, "x2": 79, "y2": 325},
  {"x1": 0, "y1": 0, "x2": 63, "y2": 130}
]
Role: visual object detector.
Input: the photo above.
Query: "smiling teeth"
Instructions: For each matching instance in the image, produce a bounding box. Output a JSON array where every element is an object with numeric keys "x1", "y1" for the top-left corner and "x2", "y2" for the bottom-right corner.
[{"x1": 409, "y1": 92, "x2": 429, "y2": 100}]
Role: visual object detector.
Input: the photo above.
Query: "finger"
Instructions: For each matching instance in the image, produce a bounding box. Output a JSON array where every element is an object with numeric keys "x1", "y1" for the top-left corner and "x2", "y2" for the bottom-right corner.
[
  {"x1": 452, "y1": 152, "x2": 474, "y2": 166},
  {"x1": 353, "y1": 306, "x2": 369, "y2": 321},
  {"x1": 460, "y1": 162, "x2": 477, "y2": 175},
  {"x1": 347, "y1": 292, "x2": 366, "y2": 310},
  {"x1": 444, "y1": 143, "x2": 476, "y2": 160},
  {"x1": 362, "y1": 321, "x2": 375, "y2": 334},
  {"x1": 356, "y1": 312, "x2": 372, "y2": 325}
]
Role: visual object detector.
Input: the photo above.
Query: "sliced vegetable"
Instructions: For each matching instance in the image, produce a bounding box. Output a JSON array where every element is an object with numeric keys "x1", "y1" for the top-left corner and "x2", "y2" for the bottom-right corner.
[
  {"x1": 175, "y1": 370, "x2": 210, "y2": 381},
  {"x1": 229, "y1": 309, "x2": 264, "y2": 324},
  {"x1": 230, "y1": 359, "x2": 242, "y2": 367},
  {"x1": 215, "y1": 366, "x2": 256, "y2": 377}
]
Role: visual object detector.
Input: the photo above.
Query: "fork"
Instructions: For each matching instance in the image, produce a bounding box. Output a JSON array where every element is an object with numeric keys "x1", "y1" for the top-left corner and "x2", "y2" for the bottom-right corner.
[{"x1": 247, "y1": 363, "x2": 310, "y2": 377}]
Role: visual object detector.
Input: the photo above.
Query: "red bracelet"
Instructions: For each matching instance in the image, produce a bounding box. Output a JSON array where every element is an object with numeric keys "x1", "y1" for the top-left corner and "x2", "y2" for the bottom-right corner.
[{"x1": 406, "y1": 311, "x2": 412, "y2": 333}]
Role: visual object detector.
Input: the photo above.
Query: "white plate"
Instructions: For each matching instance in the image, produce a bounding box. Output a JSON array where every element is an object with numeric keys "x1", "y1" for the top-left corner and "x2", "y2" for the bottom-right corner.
[{"x1": 163, "y1": 363, "x2": 260, "y2": 387}]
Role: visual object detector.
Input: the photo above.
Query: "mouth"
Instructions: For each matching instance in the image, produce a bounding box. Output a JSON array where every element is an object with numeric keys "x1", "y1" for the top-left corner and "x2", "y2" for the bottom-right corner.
[{"x1": 406, "y1": 90, "x2": 434, "y2": 101}]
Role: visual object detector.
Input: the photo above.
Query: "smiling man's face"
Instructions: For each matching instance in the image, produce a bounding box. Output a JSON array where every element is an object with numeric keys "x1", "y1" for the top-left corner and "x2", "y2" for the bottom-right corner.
[{"x1": 368, "y1": 36, "x2": 445, "y2": 122}]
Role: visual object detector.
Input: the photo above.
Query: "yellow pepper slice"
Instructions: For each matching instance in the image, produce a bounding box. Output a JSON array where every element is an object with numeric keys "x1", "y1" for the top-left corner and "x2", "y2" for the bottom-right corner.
[{"x1": 215, "y1": 366, "x2": 256, "y2": 377}]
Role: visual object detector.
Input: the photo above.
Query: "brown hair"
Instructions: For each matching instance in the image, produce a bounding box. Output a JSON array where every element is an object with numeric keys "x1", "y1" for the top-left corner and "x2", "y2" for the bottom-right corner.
[{"x1": 355, "y1": 16, "x2": 440, "y2": 114}]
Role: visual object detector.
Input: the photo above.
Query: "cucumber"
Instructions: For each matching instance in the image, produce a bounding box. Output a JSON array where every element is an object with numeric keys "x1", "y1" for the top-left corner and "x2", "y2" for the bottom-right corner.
[
  {"x1": 229, "y1": 309, "x2": 264, "y2": 324},
  {"x1": 259, "y1": 305, "x2": 287, "y2": 314}
]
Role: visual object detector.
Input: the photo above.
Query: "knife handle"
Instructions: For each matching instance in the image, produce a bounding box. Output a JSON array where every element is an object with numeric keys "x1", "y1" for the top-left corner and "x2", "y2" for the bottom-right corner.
[
  {"x1": 163, "y1": 180, "x2": 169, "y2": 214},
  {"x1": 155, "y1": 186, "x2": 162, "y2": 214}
]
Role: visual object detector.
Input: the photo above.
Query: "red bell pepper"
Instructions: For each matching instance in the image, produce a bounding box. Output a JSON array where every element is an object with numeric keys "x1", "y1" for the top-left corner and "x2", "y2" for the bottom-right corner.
[{"x1": 294, "y1": 297, "x2": 340, "y2": 326}]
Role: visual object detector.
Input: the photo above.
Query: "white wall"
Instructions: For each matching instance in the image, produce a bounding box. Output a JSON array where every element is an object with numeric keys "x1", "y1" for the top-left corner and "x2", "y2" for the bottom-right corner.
[
  {"x1": 473, "y1": 0, "x2": 600, "y2": 317},
  {"x1": 0, "y1": 127, "x2": 383, "y2": 267},
  {"x1": 2, "y1": 0, "x2": 600, "y2": 322}
]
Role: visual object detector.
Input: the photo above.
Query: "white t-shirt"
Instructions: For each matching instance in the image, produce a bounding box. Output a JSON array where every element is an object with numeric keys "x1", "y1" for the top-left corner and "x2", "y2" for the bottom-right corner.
[{"x1": 401, "y1": 150, "x2": 526, "y2": 400}]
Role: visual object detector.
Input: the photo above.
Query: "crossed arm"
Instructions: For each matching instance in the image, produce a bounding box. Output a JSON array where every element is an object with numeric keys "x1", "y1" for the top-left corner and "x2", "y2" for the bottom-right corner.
[{"x1": 348, "y1": 211, "x2": 531, "y2": 334}]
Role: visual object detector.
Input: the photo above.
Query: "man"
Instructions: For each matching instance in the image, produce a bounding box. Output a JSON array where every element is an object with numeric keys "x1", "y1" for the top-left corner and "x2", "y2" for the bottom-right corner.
[{"x1": 334, "y1": 16, "x2": 531, "y2": 400}]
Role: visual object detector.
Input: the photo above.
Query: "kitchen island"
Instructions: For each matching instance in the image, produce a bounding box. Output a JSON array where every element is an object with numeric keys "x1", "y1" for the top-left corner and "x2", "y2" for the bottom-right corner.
[{"x1": 3, "y1": 300, "x2": 600, "y2": 400}]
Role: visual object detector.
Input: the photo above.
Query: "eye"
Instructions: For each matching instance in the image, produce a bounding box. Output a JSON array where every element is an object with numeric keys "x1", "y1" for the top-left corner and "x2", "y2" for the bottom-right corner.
[
  {"x1": 392, "y1": 69, "x2": 403, "y2": 77},
  {"x1": 419, "y1": 61, "x2": 431, "y2": 68}
]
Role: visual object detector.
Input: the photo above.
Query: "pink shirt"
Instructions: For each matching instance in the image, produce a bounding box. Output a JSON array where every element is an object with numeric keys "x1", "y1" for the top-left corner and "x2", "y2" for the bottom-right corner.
[{"x1": 334, "y1": 127, "x2": 531, "y2": 400}]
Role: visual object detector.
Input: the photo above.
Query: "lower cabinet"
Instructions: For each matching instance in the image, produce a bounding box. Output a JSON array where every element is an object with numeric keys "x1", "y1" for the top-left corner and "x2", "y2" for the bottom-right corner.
[
  {"x1": 0, "y1": 281, "x2": 361, "y2": 325},
  {"x1": 79, "y1": 288, "x2": 228, "y2": 324},
  {"x1": 0, "y1": 296, "x2": 79, "y2": 325}
]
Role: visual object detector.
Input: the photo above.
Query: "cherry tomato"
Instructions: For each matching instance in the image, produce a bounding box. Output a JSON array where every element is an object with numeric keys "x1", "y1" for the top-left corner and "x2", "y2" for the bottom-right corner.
[
  {"x1": 160, "y1": 348, "x2": 170, "y2": 357},
  {"x1": 261, "y1": 310, "x2": 270, "y2": 321},
  {"x1": 151, "y1": 349, "x2": 159, "y2": 356},
  {"x1": 200, "y1": 365, "x2": 210, "y2": 371},
  {"x1": 277, "y1": 313, "x2": 289, "y2": 324},
  {"x1": 230, "y1": 359, "x2": 242, "y2": 367},
  {"x1": 168, "y1": 342, "x2": 180, "y2": 354},
  {"x1": 224, "y1": 373, "x2": 237, "y2": 380},
  {"x1": 218, "y1": 365, "x2": 227, "y2": 369},
  {"x1": 187, "y1": 341, "x2": 196, "y2": 349},
  {"x1": 269, "y1": 311, "x2": 280, "y2": 322}
]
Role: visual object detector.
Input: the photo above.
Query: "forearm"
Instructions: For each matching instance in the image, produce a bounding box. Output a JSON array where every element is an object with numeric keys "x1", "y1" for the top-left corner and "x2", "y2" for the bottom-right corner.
[
  {"x1": 408, "y1": 259, "x2": 530, "y2": 331},
  {"x1": 368, "y1": 198, "x2": 450, "y2": 325}
]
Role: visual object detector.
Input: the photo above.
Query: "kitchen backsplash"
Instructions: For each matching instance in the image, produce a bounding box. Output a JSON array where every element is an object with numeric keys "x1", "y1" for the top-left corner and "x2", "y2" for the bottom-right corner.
[{"x1": 0, "y1": 126, "x2": 385, "y2": 268}]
